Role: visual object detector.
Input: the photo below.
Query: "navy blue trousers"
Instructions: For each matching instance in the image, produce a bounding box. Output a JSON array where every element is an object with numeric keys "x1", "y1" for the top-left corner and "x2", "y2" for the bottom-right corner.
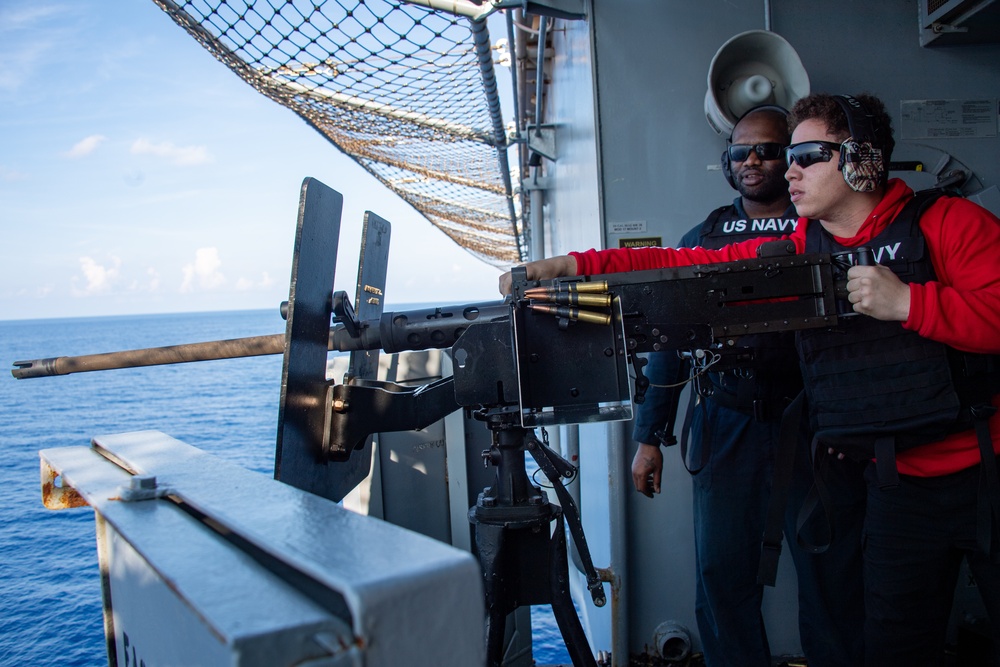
[
  {"x1": 689, "y1": 398, "x2": 866, "y2": 667},
  {"x1": 863, "y1": 459, "x2": 1000, "y2": 666},
  {"x1": 787, "y1": 445, "x2": 867, "y2": 667}
]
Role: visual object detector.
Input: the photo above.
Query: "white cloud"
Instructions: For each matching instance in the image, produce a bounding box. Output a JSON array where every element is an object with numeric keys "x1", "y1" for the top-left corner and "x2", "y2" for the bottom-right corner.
[
  {"x1": 71, "y1": 256, "x2": 121, "y2": 296},
  {"x1": 235, "y1": 271, "x2": 275, "y2": 291},
  {"x1": 0, "y1": 166, "x2": 26, "y2": 181},
  {"x1": 125, "y1": 267, "x2": 160, "y2": 292},
  {"x1": 0, "y1": 7, "x2": 65, "y2": 91},
  {"x1": 147, "y1": 266, "x2": 161, "y2": 292},
  {"x1": 131, "y1": 138, "x2": 212, "y2": 166},
  {"x1": 8, "y1": 284, "x2": 54, "y2": 299},
  {"x1": 181, "y1": 247, "x2": 225, "y2": 292},
  {"x1": 0, "y1": 5, "x2": 64, "y2": 29},
  {"x1": 65, "y1": 134, "x2": 107, "y2": 158}
]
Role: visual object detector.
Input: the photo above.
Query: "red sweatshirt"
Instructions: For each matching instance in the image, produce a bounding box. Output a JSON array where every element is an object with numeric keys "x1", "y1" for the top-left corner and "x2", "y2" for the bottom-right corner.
[{"x1": 571, "y1": 179, "x2": 1000, "y2": 477}]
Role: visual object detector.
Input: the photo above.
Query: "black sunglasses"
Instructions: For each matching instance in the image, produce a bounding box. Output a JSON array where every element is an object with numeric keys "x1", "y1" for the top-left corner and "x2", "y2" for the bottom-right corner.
[
  {"x1": 727, "y1": 142, "x2": 786, "y2": 163},
  {"x1": 785, "y1": 141, "x2": 842, "y2": 169}
]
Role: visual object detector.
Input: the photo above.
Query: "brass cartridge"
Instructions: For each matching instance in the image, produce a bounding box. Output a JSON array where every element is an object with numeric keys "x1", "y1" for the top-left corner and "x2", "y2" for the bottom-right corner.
[
  {"x1": 527, "y1": 303, "x2": 612, "y2": 326},
  {"x1": 542, "y1": 292, "x2": 613, "y2": 308},
  {"x1": 524, "y1": 280, "x2": 609, "y2": 297}
]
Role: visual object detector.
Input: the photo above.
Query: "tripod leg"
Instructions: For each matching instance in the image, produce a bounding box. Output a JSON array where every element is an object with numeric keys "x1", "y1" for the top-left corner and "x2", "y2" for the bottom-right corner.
[
  {"x1": 486, "y1": 606, "x2": 509, "y2": 667},
  {"x1": 477, "y1": 521, "x2": 511, "y2": 667},
  {"x1": 549, "y1": 515, "x2": 598, "y2": 667}
]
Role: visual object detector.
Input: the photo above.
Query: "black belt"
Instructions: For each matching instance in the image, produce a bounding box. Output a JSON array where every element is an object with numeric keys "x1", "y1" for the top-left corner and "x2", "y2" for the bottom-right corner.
[{"x1": 704, "y1": 376, "x2": 797, "y2": 422}]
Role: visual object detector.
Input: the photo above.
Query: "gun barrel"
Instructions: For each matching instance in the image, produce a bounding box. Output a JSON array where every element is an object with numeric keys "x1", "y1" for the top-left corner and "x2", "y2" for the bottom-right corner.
[
  {"x1": 11, "y1": 300, "x2": 510, "y2": 379},
  {"x1": 12, "y1": 334, "x2": 286, "y2": 379}
]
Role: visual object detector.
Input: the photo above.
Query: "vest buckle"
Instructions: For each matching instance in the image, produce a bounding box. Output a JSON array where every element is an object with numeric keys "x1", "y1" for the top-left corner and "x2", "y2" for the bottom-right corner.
[{"x1": 970, "y1": 403, "x2": 998, "y2": 420}]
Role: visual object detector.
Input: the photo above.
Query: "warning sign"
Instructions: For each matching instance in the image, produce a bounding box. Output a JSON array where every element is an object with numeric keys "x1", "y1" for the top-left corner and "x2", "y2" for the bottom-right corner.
[{"x1": 619, "y1": 237, "x2": 662, "y2": 249}]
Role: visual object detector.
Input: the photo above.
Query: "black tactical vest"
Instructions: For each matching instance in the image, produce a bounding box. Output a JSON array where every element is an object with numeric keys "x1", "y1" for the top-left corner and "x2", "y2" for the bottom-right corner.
[
  {"x1": 698, "y1": 202, "x2": 799, "y2": 245},
  {"x1": 797, "y1": 190, "x2": 998, "y2": 461},
  {"x1": 695, "y1": 203, "x2": 802, "y2": 414},
  {"x1": 759, "y1": 191, "x2": 999, "y2": 585}
]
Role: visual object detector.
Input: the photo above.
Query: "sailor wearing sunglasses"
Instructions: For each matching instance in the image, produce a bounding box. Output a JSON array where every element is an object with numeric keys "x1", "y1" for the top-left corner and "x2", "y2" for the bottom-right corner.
[
  {"x1": 502, "y1": 92, "x2": 1000, "y2": 666},
  {"x1": 630, "y1": 106, "x2": 863, "y2": 667}
]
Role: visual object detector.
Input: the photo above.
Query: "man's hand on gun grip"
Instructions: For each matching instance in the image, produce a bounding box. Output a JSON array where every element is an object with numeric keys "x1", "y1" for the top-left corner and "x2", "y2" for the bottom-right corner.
[{"x1": 846, "y1": 264, "x2": 911, "y2": 321}]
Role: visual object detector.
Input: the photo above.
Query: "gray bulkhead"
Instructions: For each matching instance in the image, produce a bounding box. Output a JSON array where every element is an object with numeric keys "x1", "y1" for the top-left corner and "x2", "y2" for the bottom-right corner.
[{"x1": 536, "y1": 0, "x2": 1000, "y2": 661}]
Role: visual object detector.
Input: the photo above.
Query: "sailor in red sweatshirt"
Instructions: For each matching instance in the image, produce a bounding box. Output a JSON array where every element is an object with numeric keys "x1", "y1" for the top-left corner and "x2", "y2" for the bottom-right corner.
[{"x1": 500, "y1": 93, "x2": 1000, "y2": 665}]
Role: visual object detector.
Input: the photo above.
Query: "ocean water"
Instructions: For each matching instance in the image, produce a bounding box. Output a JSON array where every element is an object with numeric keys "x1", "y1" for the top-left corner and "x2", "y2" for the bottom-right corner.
[{"x1": 0, "y1": 309, "x2": 569, "y2": 666}]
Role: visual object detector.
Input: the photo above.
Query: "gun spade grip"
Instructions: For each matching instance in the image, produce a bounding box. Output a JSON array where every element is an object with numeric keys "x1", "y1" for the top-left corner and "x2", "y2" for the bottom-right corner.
[{"x1": 855, "y1": 247, "x2": 875, "y2": 266}]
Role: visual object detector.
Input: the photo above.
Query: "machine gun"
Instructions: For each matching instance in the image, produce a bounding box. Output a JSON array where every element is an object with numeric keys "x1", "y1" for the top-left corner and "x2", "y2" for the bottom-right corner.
[{"x1": 11, "y1": 177, "x2": 869, "y2": 667}]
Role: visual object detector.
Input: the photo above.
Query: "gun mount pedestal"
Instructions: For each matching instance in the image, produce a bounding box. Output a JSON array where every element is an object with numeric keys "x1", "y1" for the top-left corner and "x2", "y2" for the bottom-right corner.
[{"x1": 470, "y1": 411, "x2": 601, "y2": 667}]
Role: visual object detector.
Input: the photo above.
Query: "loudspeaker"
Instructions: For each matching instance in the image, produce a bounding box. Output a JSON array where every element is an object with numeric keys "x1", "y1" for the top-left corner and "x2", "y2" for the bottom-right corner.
[
  {"x1": 705, "y1": 30, "x2": 810, "y2": 136},
  {"x1": 833, "y1": 94, "x2": 886, "y2": 192}
]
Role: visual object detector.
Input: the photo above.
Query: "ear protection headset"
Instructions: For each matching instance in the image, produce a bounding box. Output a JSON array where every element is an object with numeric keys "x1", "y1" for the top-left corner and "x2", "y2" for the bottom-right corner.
[
  {"x1": 832, "y1": 94, "x2": 886, "y2": 192},
  {"x1": 721, "y1": 104, "x2": 790, "y2": 190}
]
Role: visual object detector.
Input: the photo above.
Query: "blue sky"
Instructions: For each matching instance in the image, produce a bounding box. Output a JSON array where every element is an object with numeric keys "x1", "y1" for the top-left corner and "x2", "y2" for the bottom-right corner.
[{"x1": 0, "y1": 0, "x2": 505, "y2": 322}]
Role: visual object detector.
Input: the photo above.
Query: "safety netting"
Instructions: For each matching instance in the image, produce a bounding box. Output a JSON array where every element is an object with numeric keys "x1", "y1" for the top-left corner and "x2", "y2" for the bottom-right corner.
[{"x1": 153, "y1": 0, "x2": 524, "y2": 266}]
